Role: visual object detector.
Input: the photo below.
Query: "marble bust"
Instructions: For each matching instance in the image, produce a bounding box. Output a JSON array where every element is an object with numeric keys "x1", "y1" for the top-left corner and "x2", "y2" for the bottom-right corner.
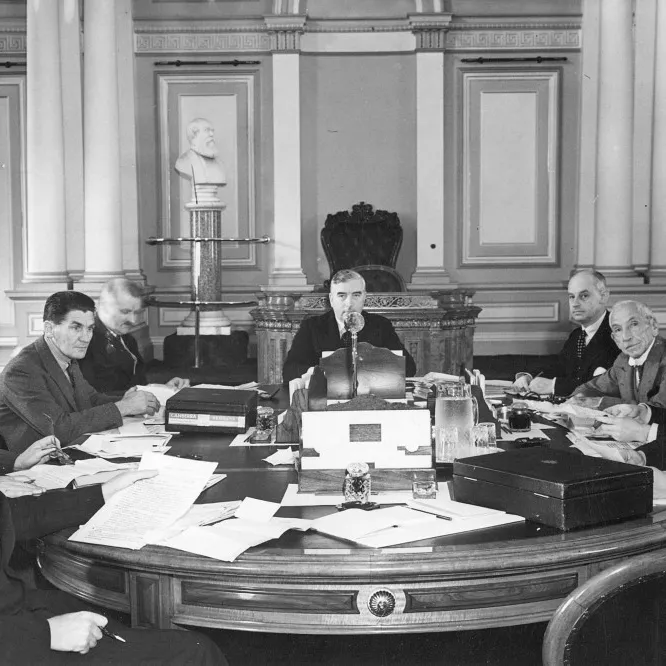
[{"x1": 175, "y1": 118, "x2": 227, "y2": 197}]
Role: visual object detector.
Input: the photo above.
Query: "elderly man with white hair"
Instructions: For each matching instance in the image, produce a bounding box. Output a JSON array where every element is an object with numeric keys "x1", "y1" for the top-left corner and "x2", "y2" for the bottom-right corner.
[{"x1": 572, "y1": 300, "x2": 666, "y2": 407}]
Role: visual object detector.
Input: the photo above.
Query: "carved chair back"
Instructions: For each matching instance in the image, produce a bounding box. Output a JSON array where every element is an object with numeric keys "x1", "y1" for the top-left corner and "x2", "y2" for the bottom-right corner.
[{"x1": 321, "y1": 202, "x2": 404, "y2": 292}]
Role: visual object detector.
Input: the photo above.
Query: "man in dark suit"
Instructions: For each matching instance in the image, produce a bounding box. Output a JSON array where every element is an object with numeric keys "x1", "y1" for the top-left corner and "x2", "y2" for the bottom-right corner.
[
  {"x1": 0, "y1": 470, "x2": 226, "y2": 664},
  {"x1": 0, "y1": 291, "x2": 160, "y2": 454},
  {"x1": 573, "y1": 300, "x2": 666, "y2": 407},
  {"x1": 80, "y1": 278, "x2": 188, "y2": 396},
  {"x1": 512, "y1": 270, "x2": 619, "y2": 396},
  {"x1": 282, "y1": 269, "x2": 416, "y2": 385}
]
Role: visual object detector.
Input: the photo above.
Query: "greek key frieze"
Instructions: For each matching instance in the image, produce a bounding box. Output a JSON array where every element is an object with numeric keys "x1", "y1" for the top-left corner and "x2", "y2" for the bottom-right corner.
[
  {"x1": 446, "y1": 29, "x2": 580, "y2": 50},
  {"x1": 0, "y1": 34, "x2": 26, "y2": 54},
  {"x1": 135, "y1": 32, "x2": 271, "y2": 54}
]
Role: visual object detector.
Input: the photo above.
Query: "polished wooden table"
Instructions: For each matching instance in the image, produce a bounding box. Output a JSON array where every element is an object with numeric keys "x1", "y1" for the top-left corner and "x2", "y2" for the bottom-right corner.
[{"x1": 39, "y1": 395, "x2": 666, "y2": 635}]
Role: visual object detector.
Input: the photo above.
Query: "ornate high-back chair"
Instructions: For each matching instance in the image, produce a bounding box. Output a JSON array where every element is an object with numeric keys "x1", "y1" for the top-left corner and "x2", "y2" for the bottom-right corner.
[{"x1": 321, "y1": 201, "x2": 405, "y2": 292}]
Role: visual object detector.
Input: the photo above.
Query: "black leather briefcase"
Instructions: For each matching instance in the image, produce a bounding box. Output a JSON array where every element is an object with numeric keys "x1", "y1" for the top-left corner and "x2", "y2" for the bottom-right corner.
[
  {"x1": 165, "y1": 387, "x2": 257, "y2": 434},
  {"x1": 452, "y1": 447, "x2": 653, "y2": 531}
]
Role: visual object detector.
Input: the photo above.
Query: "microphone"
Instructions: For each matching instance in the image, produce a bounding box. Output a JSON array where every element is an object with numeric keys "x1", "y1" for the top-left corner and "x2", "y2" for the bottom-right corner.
[{"x1": 343, "y1": 312, "x2": 365, "y2": 335}]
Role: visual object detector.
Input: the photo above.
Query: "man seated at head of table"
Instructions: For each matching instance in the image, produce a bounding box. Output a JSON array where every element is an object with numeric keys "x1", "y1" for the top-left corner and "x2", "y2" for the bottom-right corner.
[
  {"x1": 510, "y1": 270, "x2": 620, "y2": 396},
  {"x1": 79, "y1": 278, "x2": 189, "y2": 396},
  {"x1": 570, "y1": 299, "x2": 666, "y2": 409},
  {"x1": 0, "y1": 470, "x2": 226, "y2": 664},
  {"x1": 282, "y1": 269, "x2": 417, "y2": 386},
  {"x1": 0, "y1": 291, "x2": 160, "y2": 455}
]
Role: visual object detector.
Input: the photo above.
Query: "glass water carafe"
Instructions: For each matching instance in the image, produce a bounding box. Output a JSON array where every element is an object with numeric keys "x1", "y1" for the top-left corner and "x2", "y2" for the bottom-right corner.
[{"x1": 434, "y1": 381, "x2": 478, "y2": 459}]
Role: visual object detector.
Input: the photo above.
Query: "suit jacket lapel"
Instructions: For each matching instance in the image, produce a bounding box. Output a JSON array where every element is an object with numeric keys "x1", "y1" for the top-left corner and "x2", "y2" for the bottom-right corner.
[
  {"x1": 638, "y1": 338, "x2": 665, "y2": 403},
  {"x1": 35, "y1": 337, "x2": 78, "y2": 411}
]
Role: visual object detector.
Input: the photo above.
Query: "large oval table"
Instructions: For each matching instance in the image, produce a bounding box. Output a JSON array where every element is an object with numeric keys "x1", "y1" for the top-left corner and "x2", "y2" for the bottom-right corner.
[{"x1": 39, "y1": 392, "x2": 666, "y2": 635}]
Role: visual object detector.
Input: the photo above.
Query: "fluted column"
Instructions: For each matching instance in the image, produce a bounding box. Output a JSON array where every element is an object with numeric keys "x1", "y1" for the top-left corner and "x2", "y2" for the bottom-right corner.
[
  {"x1": 264, "y1": 16, "x2": 308, "y2": 291},
  {"x1": 594, "y1": 0, "x2": 635, "y2": 278},
  {"x1": 81, "y1": 0, "x2": 123, "y2": 282},
  {"x1": 409, "y1": 15, "x2": 452, "y2": 289},
  {"x1": 649, "y1": 0, "x2": 666, "y2": 281},
  {"x1": 25, "y1": 0, "x2": 67, "y2": 282}
]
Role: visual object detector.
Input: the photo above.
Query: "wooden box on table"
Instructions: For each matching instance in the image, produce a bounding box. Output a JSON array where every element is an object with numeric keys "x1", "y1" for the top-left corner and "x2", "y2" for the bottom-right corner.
[{"x1": 452, "y1": 447, "x2": 653, "y2": 531}]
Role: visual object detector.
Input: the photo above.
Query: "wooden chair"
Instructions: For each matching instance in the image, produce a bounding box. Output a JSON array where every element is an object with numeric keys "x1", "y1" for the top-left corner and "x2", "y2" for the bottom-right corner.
[
  {"x1": 321, "y1": 201, "x2": 405, "y2": 292},
  {"x1": 542, "y1": 549, "x2": 666, "y2": 665}
]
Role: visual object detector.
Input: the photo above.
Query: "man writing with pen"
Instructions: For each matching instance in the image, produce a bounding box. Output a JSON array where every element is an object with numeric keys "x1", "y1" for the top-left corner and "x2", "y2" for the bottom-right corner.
[{"x1": 0, "y1": 291, "x2": 161, "y2": 456}]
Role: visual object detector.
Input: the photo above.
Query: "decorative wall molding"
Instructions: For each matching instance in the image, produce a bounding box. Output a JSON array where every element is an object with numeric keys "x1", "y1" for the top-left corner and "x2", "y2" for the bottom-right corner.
[
  {"x1": 475, "y1": 331, "x2": 569, "y2": 343},
  {"x1": 0, "y1": 20, "x2": 26, "y2": 55},
  {"x1": 446, "y1": 28, "x2": 580, "y2": 50},
  {"x1": 27, "y1": 313, "x2": 43, "y2": 337},
  {"x1": 476, "y1": 302, "x2": 560, "y2": 324},
  {"x1": 135, "y1": 32, "x2": 271, "y2": 53},
  {"x1": 265, "y1": 16, "x2": 306, "y2": 52},
  {"x1": 0, "y1": 33, "x2": 25, "y2": 54},
  {"x1": 133, "y1": 18, "x2": 581, "y2": 55}
]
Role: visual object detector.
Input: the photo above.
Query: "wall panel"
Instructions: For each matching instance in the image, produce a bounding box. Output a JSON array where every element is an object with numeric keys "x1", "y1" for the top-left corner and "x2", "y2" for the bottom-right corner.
[{"x1": 461, "y1": 70, "x2": 559, "y2": 266}]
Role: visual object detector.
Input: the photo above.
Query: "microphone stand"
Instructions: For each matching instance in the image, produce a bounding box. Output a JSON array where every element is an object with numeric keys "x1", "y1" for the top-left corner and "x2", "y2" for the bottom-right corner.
[{"x1": 351, "y1": 331, "x2": 359, "y2": 398}]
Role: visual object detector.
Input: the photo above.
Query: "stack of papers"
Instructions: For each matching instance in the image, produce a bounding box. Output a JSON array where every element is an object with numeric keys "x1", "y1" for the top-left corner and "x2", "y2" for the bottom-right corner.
[
  {"x1": 484, "y1": 379, "x2": 513, "y2": 398},
  {"x1": 70, "y1": 452, "x2": 217, "y2": 549},
  {"x1": 8, "y1": 459, "x2": 138, "y2": 490},
  {"x1": 72, "y1": 433, "x2": 172, "y2": 459},
  {"x1": 158, "y1": 497, "x2": 309, "y2": 562}
]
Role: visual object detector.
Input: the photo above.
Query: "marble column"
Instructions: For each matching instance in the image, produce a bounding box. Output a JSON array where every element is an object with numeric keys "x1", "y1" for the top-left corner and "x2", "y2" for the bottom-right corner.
[
  {"x1": 594, "y1": 0, "x2": 635, "y2": 279},
  {"x1": 25, "y1": 0, "x2": 68, "y2": 283},
  {"x1": 81, "y1": 0, "x2": 123, "y2": 283},
  {"x1": 264, "y1": 16, "x2": 309, "y2": 291},
  {"x1": 649, "y1": 0, "x2": 666, "y2": 281},
  {"x1": 408, "y1": 15, "x2": 452, "y2": 289}
]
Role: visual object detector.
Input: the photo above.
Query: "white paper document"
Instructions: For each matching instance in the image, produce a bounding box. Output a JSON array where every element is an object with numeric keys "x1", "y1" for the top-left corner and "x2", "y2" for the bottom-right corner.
[
  {"x1": 161, "y1": 519, "x2": 286, "y2": 562},
  {"x1": 145, "y1": 500, "x2": 241, "y2": 544},
  {"x1": 8, "y1": 459, "x2": 136, "y2": 490},
  {"x1": 235, "y1": 497, "x2": 281, "y2": 522},
  {"x1": 263, "y1": 449, "x2": 297, "y2": 466},
  {"x1": 69, "y1": 452, "x2": 217, "y2": 550},
  {"x1": 73, "y1": 433, "x2": 172, "y2": 459},
  {"x1": 311, "y1": 501, "x2": 524, "y2": 548}
]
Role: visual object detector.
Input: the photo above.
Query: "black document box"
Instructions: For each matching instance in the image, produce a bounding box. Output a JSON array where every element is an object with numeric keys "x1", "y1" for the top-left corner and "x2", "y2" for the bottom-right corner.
[
  {"x1": 452, "y1": 447, "x2": 653, "y2": 531},
  {"x1": 165, "y1": 387, "x2": 257, "y2": 434}
]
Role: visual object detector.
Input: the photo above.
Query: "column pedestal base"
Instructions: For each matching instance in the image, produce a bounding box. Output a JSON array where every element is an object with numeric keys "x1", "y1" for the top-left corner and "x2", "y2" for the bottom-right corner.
[{"x1": 163, "y1": 330, "x2": 248, "y2": 369}]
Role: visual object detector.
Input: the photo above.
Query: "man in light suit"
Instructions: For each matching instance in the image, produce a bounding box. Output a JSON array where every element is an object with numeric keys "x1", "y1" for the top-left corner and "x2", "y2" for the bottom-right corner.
[
  {"x1": 572, "y1": 300, "x2": 666, "y2": 408},
  {"x1": 512, "y1": 270, "x2": 619, "y2": 396},
  {"x1": 0, "y1": 291, "x2": 159, "y2": 454},
  {"x1": 282, "y1": 269, "x2": 416, "y2": 385}
]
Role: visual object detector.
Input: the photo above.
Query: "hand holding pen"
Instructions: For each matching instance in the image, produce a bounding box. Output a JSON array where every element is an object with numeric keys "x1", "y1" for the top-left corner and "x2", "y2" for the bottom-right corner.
[{"x1": 43, "y1": 413, "x2": 74, "y2": 465}]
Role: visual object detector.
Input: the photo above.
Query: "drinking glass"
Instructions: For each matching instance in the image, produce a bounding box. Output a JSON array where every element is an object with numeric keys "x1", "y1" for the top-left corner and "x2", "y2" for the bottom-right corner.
[
  {"x1": 411, "y1": 470, "x2": 437, "y2": 499},
  {"x1": 434, "y1": 425, "x2": 459, "y2": 463},
  {"x1": 477, "y1": 422, "x2": 497, "y2": 451},
  {"x1": 471, "y1": 424, "x2": 490, "y2": 451}
]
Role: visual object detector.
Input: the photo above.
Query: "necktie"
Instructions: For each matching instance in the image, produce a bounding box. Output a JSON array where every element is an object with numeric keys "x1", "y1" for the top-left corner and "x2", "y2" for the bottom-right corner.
[
  {"x1": 341, "y1": 331, "x2": 352, "y2": 348},
  {"x1": 576, "y1": 328, "x2": 587, "y2": 359},
  {"x1": 634, "y1": 364, "x2": 643, "y2": 392},
  {"x1": 67, "y1": 360, "x2": 89, "y2": 411}
]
